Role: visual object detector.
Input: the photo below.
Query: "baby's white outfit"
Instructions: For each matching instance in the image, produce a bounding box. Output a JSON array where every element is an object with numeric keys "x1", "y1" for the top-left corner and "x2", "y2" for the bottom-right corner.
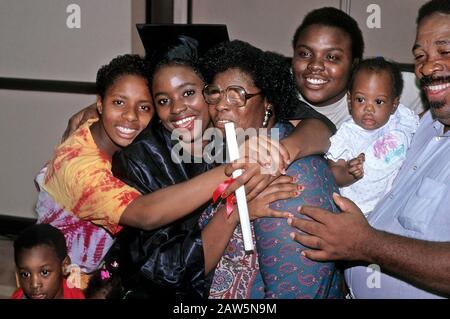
[{"x1": 326, "y1": 104, "x2": 420, "y2": 216}]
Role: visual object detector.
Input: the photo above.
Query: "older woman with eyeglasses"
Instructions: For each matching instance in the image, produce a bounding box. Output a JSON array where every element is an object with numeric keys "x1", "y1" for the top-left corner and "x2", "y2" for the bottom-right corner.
[{"x1": 200, "y1": 40, "x2": 343, "y2": 299}]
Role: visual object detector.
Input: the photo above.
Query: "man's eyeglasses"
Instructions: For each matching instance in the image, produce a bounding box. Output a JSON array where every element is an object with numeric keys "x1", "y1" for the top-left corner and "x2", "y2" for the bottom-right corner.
[{"x1": 202, "y1": 85, "x2": 262, "y2": 108}]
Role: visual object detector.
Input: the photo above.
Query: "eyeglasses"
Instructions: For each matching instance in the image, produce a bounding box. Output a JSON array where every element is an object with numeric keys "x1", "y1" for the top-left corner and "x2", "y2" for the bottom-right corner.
[{"x1": 202, "y1": 85, "x2": 262, "y2": 108}]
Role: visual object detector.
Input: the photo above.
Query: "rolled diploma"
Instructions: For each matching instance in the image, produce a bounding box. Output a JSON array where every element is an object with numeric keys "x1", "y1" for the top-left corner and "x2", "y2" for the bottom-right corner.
[{"x1": 224, "y1": 122, "x2": 254, "y2": 252}]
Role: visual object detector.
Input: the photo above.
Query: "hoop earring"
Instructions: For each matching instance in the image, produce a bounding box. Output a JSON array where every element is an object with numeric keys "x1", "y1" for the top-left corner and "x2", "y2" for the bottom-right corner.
[{"x1": 262, "y1": 108, "x2": 273, "y2": 128}]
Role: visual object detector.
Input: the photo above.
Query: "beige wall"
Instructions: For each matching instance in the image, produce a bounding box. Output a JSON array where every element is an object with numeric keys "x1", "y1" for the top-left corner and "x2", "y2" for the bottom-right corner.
[
  {"x1": 191, "y1": 0, "x2": 427, "y2": 63},
  {"x1": 192, "y1": 0, "x2": 340, "y2": 56},
  {"x1": 0, "y1": 90, "x2": 95, "y2": 218},
  {"x1": 351, "y1": 0, "x2": 425, "y2": 63},
  {"x1": 1, "y1": 0, "x2": 134, "y2": 81},
  {"x1": 0, "y1": 0, "x2": 145, "y2": 218}
]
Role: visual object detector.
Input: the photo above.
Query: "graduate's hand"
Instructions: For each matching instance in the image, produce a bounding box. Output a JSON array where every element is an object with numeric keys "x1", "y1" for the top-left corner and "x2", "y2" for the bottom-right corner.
[
  {"x1": 62, "y1": 103, "x2": 99, "y2": 142},
  {"x1": 247, "y1": 175, "x2": 299, "y2": 220},
  {"x1": 223, "y1": 158, "x2": 277, "y2": 201}
]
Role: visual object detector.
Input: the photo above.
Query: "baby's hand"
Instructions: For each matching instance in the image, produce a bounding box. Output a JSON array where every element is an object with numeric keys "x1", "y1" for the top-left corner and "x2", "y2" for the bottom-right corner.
[{"x1": 347, "y1": 153, "x2": 365, "y2": 180}]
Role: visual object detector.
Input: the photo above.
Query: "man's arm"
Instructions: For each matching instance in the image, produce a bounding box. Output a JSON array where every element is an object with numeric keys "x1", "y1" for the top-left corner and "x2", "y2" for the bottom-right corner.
[{"x1": 289, "y1": 193, "x2": 450, "y2": 296}]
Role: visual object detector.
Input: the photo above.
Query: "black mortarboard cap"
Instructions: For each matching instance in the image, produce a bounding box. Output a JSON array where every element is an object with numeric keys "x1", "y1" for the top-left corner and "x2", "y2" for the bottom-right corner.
[{"x1": 136, "y1": 24, "x2": 229, "y2": 64}]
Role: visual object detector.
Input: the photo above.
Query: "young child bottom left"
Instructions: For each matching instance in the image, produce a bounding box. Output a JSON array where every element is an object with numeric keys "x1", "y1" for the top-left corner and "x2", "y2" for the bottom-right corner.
[{"x1": 11, "y1": 224, "x2": 85, "y2": 299}]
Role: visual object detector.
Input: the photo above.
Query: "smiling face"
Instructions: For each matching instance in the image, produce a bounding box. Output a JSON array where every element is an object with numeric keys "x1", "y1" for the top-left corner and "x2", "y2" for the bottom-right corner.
[
  {"x1": 208, "y1": 68, "x2": 271, "y2": 134},
  {"x1": 414, "y1": 13, "x2": 450, "y2": 131},
  {"x1": 16, "y1": 245, "x2": 67, "y2": 299},
  {"x1": 152, "y1": 64, "x2": 210, "y2": 143},
  {"x1": 95, "y1": 75, "x2": 153, "y2": 155},
  {"x1": 292, "y1": 24, "x2": 354, "y2": 107},
  {"x1": 349, "y1": 69, "x2": 399, "y2": 130}
]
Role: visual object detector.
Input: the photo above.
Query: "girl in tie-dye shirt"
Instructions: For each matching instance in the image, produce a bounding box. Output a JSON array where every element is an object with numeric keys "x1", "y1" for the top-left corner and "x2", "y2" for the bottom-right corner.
[{"x1": 36, "y1": 54, "x2": 154, "y2": 281}]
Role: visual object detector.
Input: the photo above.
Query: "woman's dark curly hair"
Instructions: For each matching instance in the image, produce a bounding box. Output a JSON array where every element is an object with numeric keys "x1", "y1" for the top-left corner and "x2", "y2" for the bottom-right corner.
[
  {"x1": 96, "y1": 54, "x2": 151, "y2": 99},
  {"x1": 201, "y1": 40, "x2": 300, "y2": 120}
]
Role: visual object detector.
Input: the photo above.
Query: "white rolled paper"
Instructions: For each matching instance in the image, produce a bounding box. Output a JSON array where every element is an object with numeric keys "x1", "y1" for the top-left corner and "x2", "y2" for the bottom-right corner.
[{"x1": 224, "y1": 122, "x2": 254, "y2": 252}]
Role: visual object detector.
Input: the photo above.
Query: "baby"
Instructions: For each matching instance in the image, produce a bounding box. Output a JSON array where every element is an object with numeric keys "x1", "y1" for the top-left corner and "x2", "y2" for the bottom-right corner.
[{"x1": 327, "y1": 57, "x2": 420, "y2": 216}]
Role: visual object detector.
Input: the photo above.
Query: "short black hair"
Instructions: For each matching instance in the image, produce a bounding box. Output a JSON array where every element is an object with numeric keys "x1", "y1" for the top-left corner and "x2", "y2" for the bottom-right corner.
[
  {"x1": 349, "y1": 57, "x2": 404, "y2": 98},
  {"x1": 417, "y1": 0, "x2": 450, "y2": 24},
  {"x1": 201, "y1": 40, "x2": 298, "y2": 119},
  {"x1": 292, "y1": 7, "x2": 364, "y2": 61},
  {"x1": 96, "y1": 54, "x2": 151, "y2": 99},
  {"x1": 14, "y1": 224, "x2": 68, "y2": 264}
]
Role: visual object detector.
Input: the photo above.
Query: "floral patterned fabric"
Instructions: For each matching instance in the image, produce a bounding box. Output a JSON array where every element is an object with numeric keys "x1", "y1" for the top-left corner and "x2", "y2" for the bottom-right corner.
[
  {"x1": 254, "y1": 122, "x2": 343, "y2": 299},
  {"x1": 199, "y1": 208, "x2": 264, "y2": 299},
  {"x1": 200, "y1": 122, "x2": 344, "y2": 299},
  {"x1": 254, "y1": 156, "x2": 343, "y2": 298}
]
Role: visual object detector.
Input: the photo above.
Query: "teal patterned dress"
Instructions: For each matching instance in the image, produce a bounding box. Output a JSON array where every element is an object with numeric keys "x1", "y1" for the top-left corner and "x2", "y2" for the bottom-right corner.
[{"x1": 201, "y1": 121, "x2": 344, "y2": 299}]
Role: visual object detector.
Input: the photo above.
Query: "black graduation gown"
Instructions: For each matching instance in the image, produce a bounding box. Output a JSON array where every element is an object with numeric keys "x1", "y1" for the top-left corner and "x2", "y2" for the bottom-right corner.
[{"x1": 111, "y1": 117, "x2": 213, "y2": 300}]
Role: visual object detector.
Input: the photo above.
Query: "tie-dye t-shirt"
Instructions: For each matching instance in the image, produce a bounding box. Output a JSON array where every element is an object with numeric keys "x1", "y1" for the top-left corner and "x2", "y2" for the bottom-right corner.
[{"x1": 39, "y1": 119, "x2": 140, "y2": 272}]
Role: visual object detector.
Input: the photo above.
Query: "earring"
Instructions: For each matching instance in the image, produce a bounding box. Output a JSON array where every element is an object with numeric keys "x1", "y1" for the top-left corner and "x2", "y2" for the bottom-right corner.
[{"x1": 262, "y1": 108, "x2": 273, "y2": 128}]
